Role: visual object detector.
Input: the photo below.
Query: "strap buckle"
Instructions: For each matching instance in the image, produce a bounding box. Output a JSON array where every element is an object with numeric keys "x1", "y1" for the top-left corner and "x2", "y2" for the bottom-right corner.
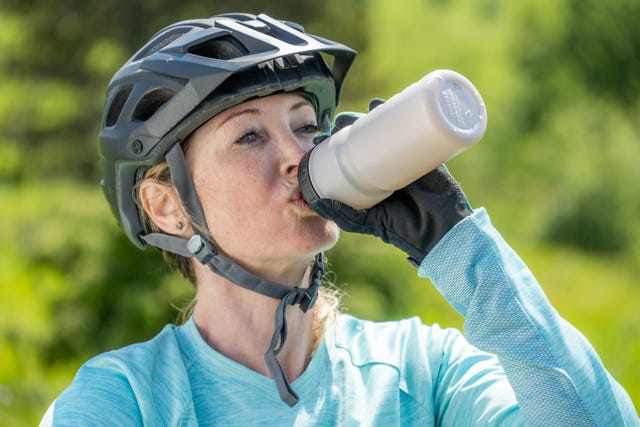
[
  {"x1": 187, "y1": 234, "x2": 216, "y2": 264},
  {"x1": 290, "y1": 286, "x2": 318, "y2": 313}
]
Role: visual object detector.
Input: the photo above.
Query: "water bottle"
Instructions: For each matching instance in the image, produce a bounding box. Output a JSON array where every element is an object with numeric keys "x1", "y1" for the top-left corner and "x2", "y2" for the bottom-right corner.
[{"x1": 298, "y1": 69, "x2": 487, "y2": 209}]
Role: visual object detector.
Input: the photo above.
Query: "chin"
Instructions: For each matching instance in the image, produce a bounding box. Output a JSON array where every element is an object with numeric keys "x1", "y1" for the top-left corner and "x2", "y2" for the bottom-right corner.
[
  {"x1": 314, "y1": 220, "x2": 341, "y2": 252},
  {"x1": 295, "y1": 218, "x2": 340, "y2": 255}
]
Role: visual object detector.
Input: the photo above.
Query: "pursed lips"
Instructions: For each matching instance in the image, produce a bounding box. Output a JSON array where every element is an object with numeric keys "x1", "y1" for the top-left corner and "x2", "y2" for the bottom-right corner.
[{"x1": 289, "y1": 189, "x2": 313, "y2": 211}]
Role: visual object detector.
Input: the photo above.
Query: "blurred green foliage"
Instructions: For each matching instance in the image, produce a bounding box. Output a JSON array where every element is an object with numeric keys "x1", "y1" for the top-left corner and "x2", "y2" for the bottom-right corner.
[{"x1": 1, "y1": 0, "x2": 639, "y2": 423}]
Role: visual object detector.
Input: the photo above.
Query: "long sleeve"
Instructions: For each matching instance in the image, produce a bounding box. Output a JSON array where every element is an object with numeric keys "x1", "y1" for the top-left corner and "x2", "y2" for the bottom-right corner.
[{"x1": 418, "y1": 208, "x2": 639, "y2": 426}]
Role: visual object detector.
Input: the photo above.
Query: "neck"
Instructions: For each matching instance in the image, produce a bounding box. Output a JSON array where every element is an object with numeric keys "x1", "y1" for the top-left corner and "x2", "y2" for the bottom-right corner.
[{"x1": 191, "y1": 262, "x2": 317, "y2": 381}]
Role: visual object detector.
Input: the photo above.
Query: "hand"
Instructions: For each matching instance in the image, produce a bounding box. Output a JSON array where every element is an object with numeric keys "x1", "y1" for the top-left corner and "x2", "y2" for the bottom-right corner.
[{"x1": 309, "y1": 100, "x2": 472, "y2": 265}]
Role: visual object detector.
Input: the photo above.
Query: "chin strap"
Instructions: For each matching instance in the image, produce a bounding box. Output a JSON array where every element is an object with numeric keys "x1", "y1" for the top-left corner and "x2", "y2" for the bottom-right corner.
[
  {"x1": 140, "y1": 144, "x2": 324, "y2": 406},
  {"x1": 264, "y1": 253, "x2": 323, "y2": 406}
]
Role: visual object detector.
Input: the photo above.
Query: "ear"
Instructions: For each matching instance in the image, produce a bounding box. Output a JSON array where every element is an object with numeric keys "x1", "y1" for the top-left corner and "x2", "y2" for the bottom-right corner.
[{"x1": 139, "y1": 179, "x2": 190, "y2": 236}]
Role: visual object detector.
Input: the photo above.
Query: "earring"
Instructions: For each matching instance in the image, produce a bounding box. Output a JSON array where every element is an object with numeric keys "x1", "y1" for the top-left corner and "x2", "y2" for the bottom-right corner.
[{"x1": 176, "y1": 221, "x2": 184, "y2": 230}]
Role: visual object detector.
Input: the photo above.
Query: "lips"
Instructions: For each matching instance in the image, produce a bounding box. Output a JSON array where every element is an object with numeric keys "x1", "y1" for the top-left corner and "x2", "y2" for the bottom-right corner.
[{"x1": 290, "y1": 189, "x2": 313, "y2": 210}]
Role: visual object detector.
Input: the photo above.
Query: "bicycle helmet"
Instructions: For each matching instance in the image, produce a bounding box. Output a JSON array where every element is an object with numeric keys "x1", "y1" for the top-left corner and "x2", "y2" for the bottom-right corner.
[
  {"x1": 100, "y1": 12, "x2": 355, "y2": 247},
  {"x1": 98, "y1": 12, "x2": 356, "y2": 407}
]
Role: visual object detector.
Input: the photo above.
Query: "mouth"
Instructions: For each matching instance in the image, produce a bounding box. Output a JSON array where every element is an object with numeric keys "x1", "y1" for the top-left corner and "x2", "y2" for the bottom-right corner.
[{"x1": 290, "y1": 190, "x2": 313, "y2": 211}]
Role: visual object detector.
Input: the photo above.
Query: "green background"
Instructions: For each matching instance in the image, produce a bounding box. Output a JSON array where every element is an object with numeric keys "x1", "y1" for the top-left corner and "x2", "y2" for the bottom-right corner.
[{"x1": 1, "y1": 0, "x2": 639, "y2": 423}]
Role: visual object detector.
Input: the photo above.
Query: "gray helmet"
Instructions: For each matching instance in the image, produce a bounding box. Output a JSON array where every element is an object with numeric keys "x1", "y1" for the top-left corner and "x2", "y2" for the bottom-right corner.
[{"x1": 99, "y1": 12, "x2": 356, "y2": 248}]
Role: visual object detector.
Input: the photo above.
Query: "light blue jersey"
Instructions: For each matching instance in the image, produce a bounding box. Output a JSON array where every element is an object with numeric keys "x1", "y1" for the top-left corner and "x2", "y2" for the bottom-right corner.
[{"x1": 42, "y1": 209, "x2": 639, "y2": 426}]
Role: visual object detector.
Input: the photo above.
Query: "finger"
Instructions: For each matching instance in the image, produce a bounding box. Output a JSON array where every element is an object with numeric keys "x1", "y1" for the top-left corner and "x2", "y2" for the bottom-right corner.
[
  {"x1": 334, "y1": 113, "x2": 361, "y2": 130},
  {"x1": 368, "y1": 97, "x2": 386, "y2": 111},
  {"x1": 313, "y1": 133, "x2": 330, "y2": 145}
]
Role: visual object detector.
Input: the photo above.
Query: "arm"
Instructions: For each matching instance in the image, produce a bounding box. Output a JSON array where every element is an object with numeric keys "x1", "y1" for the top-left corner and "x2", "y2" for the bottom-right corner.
[
  {"x1": 307, "y1": 112, "x2": 638, "y2": 423},
  {"x1": 420, "y1": 208, "x2": 639, "y2": 426}
]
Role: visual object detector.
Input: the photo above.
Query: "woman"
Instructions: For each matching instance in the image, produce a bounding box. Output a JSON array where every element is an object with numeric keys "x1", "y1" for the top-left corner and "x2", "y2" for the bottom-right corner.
[{"x1": 42, "y1": 13, "x2": 638, "y2": 426}]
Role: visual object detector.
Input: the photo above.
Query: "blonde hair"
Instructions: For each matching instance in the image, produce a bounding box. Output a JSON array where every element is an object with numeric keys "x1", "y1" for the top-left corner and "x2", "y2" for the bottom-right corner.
[{"x1": 137, "y1": 153, "x2": 342, "y2": 326}]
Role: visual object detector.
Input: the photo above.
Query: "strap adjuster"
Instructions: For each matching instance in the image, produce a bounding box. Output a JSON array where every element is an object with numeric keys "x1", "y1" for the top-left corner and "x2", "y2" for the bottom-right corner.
[
  {"x1": 290, "y1": 286, "x2": 318, "y2": 313},
  {"x1": 187, "y1": 235, "x2": 216, "y2": 264}
]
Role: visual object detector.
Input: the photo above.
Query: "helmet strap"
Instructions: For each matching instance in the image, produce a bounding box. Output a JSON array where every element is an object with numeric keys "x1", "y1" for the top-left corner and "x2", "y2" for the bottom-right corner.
[{"x1": 140, "y1": 144, "x2": 324, "y2": 406}]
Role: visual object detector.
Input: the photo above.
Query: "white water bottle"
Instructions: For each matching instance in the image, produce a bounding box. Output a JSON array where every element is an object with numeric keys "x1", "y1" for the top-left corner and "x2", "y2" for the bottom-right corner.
[{"x1": 298, "y1": 69, "x2": 487, "y2": 209}]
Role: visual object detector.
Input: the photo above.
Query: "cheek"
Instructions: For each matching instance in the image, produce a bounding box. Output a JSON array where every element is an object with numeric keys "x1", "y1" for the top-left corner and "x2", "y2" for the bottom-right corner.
[
  {"x1": 196, "y1": 176, "x2": 252, "y2": 224},
  {"x1": 194, "y1": 151, "x2": 266, "y2": 205},
  {"x1": 193, "y1": 163, "x2": 271, "y2": 238}
]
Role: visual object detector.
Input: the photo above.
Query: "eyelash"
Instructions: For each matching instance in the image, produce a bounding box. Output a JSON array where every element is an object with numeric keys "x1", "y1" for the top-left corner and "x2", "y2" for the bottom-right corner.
[
  {"x1": 235, "y1": 127, "x2": 263, "y2": 146},
  {"x1": 234, "y1": 122, "x2": 319, "y2": 146},
  {"x1": 298, "y1": 122, "x2": 320, "y2": 135}
]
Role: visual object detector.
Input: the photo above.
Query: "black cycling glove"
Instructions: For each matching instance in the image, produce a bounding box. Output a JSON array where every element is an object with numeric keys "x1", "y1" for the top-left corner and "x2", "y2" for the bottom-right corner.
[{"x1": 307, "y1": 100, "x2": 472, "y2": 265}]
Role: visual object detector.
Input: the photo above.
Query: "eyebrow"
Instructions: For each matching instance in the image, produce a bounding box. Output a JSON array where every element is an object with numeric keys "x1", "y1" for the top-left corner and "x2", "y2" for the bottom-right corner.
[
  {"x1": 217, "y1": 99, "x2": 314, "y2": 128},
  {"x1": 217, "y1": 107, "x2": 260, "y2": 128},
  {"x1": 290, "y1": 99, "x2": 314, "y2": 112}
]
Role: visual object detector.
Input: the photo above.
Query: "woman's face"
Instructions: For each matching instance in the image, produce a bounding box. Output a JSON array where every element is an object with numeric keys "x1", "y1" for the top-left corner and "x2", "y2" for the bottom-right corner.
[{"x1": 185, "y1": 93, "x2": 339, "y2": 280}]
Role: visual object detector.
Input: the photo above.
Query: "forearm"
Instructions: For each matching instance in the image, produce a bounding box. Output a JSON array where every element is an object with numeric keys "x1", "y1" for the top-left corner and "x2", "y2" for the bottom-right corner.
[{"x1": 419, "y1": 208, "x2": 639, "y2": 426}]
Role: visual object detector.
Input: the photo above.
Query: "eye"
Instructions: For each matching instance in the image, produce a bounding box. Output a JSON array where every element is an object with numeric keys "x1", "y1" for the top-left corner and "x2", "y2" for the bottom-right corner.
[
  {"x1": 234, "y1": 128, "x2": 262, "y2": 146},
  {"x1": 297, "y1": 122, "x2": 320, "y2": 135}
]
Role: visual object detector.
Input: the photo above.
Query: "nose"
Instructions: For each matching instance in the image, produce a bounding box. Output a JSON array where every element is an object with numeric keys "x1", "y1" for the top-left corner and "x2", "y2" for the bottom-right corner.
[{"x1": 278, "y1": 130, "x2": 313, "y2": 177}]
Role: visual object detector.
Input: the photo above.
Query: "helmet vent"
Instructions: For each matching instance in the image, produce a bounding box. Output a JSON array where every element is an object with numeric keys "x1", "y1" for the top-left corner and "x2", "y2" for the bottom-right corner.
[
  {"x1": 105, "y1": 85, "x2": 133, "y2": 127},
  {"x1": 132, "y1": 88, "x2": 175, "y2": 122},
  {"x1": 187, "y1": 35, "x2": 249, "y2": 60},
  {"x1": 133, "y1": 27, "x2": 192, "y2": 61}
]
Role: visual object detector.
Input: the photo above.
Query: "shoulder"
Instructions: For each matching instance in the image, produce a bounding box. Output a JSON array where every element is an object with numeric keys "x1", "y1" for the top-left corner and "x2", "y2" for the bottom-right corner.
[
  {"x1": 335, "y1": 313, "x2": 463, "y2": 344},
  {"x1": 90, "y1": 323, "x2": 188, "y2": 377},
  {"x1": 333, "y1": 314, "x2": 468, "y2": 366},
  {"x1": 331, "y1": 315, "x2": 517, "y2": 419},
  {"x1": 332, "y1": 314, "x2": 501, "y2": 377},
  {"x1": 78, "y1": 323, "x2": 186, "y2": 387},
  {"x1": 51, "y1": 324, "x2": 192, "y2": 424}
]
